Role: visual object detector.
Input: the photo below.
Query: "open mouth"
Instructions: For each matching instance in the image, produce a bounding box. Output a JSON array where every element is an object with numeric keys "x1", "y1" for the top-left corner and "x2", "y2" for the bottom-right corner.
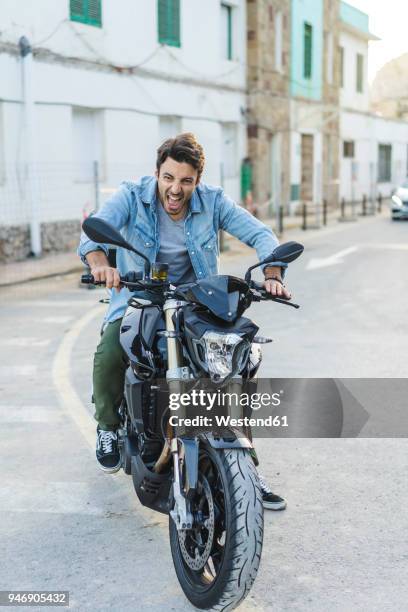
[{"x1": 167, "y1": 195, "x2": 183, "y2": 207}]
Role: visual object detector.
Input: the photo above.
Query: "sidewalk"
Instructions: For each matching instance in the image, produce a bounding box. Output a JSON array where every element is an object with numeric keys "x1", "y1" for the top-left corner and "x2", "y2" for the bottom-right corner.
[
  {"x1": 0, "y1": 208, "x2": 387, "y2": 288},
  {"x1": 0, "y1": 251, "x2": 83, "y2": 287}
]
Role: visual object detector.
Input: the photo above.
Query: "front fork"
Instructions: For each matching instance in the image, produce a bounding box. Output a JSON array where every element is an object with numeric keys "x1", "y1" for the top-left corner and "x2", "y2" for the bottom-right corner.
[
  {"x1": 158, "y1": 299, "x2": 195, "y2": 530},
  {"x1": 169, "y1": 438, "x2": 194, "y2": 530}
]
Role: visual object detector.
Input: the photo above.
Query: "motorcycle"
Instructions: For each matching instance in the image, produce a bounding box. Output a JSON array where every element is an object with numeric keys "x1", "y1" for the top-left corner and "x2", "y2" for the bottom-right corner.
[{"x1": 81, "y1": 216, "x2": 303, "y2": 610}]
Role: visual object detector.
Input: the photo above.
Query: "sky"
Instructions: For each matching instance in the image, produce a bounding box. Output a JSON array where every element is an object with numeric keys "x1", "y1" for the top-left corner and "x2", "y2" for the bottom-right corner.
[{"x1": 347, "y1": 0, "x2": 408, "y2": 83}]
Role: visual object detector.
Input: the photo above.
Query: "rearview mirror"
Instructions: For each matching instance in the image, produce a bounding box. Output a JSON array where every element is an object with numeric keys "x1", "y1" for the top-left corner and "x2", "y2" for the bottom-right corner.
[
  {"x1": 244, "y1": 241, "x2": 304, "y2": 283},
  {"x1": 82, "y1": 216, "x2": 151, "y2": 277},
  {"x1": 83, "y1": 216, "x2": 130, "y2": 249},
  {"x1": 269, "y1": 241, "x2": 304, "y2": 264}
]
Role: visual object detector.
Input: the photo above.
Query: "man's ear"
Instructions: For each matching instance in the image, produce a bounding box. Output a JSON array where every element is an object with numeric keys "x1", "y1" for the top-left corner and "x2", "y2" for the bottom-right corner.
[{"x1": 155, "y1": 169, "x2": 159, "y2": 179}]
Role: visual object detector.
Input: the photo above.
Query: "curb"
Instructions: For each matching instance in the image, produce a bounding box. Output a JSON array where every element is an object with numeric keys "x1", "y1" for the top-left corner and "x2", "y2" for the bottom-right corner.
[{"x1": 0, "y1": 263, "x2": 84, "y2": 289}]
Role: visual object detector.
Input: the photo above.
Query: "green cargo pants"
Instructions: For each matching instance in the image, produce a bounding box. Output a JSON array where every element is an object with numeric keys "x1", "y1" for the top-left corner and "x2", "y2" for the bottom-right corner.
[
  {"x1": 92, "y1": 317, "x2": 259, "y2": 465},
  {"x1": 93, "y1": 319, "x2": 127, "y2": 431}
]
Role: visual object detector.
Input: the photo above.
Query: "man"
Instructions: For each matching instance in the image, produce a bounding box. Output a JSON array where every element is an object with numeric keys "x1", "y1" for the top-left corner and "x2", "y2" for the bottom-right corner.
[{"x1": 78, "y1": 133, "x2": 291, "y2": 510}]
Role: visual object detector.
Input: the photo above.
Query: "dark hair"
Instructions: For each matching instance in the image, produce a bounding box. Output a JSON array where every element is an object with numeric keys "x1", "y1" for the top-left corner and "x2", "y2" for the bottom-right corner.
[{"x1": 156, "y1": 132, "x2": 205, "y2": 180}]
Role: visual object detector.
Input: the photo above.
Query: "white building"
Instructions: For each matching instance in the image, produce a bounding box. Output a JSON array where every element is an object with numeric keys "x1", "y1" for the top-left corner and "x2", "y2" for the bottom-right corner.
[
  {"x1": 339, "y1": 2, "x2": 408, "y2": 202},
  {"x1": 0, "y1": 0, "x2": 247, "y2": 260}
]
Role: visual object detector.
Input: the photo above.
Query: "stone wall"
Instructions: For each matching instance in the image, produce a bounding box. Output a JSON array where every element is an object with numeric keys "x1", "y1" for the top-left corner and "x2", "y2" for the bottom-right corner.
[
  {"x1": 0, "y1": 219, "x2": 82, "y2": 263},
  {"x1": 322, "y1": 0, "x2": 341, "y2": 208},
  {"x1": 246, "y1": 0, "x2": 291, "y2": 215},
  {"x1": 0, "y1": 225, "x2": 31, "y2": 263}
]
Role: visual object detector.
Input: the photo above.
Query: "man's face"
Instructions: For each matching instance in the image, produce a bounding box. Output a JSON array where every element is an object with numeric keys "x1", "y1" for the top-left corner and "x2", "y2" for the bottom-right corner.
[{"x1": 156, "y1": 157, "x2": 199, "y2": 220}]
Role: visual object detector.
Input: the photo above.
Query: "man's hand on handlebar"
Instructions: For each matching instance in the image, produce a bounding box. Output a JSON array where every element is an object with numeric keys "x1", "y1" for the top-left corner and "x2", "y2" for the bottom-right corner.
[
  {"x1": 263, "y1": 279, "x2": 292, "y2": 300},
  {"x1": 90, "y1": 265, "x2": 121, "y2": 291}
]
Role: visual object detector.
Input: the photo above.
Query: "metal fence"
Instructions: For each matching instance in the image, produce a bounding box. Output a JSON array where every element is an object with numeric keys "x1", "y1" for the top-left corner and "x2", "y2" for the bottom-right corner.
[{"x1": 266, "y1": 193, "x2": 391, "y2": 235}]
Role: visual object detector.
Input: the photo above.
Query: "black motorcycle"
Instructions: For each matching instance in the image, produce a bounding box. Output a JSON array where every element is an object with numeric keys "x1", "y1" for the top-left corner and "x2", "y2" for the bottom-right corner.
[{"x1": 81, "y1": 216, "x2": 303, "y2": 610}]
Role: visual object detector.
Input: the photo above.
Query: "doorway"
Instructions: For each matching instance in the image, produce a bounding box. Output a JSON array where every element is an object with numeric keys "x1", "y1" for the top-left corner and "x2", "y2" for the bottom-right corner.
[{"x1": 300, "y1": 134, "x2": 314, "y2": 202}]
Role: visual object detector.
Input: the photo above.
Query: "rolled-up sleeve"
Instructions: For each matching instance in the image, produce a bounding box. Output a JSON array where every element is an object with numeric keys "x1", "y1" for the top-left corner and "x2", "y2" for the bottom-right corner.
[
  {"x1": 217, "y1": 191, "x2": 288, "y2": 274},
  {"x1": 77, "y1": 184, "x2": 133, "y2": 265}
]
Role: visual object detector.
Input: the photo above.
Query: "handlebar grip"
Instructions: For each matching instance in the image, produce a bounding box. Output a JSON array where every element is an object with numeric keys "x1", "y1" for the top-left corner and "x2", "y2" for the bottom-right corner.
[
  {"x1": 80, "y1": 273, "x2": 106, "y2": 286},
  {"x1": 81, "y1": 273, "x2": 95, "y2": 284},
  {"x1": 122, "y1": 271, "x2": 144, "y2": 282},
  {"x1": 80, "y1": 271, "x2": 143, "y2": 286}
]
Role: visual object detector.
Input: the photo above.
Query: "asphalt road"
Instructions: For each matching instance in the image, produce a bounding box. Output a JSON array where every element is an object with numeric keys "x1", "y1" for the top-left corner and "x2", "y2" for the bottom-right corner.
[{"x1": 0, "y1": 213, "x2": 407, "y2": 611}]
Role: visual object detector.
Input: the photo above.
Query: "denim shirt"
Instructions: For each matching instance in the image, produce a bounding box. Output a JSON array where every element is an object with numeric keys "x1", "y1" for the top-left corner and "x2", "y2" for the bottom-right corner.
[{"x1": 78, "y1": 176, "x2": 287, "y2": 323}]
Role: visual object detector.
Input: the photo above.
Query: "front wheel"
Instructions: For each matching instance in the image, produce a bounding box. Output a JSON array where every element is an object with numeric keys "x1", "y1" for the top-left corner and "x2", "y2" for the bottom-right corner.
[{"x1": 169, "y1": 444, "x2": 264, "y2": 610}]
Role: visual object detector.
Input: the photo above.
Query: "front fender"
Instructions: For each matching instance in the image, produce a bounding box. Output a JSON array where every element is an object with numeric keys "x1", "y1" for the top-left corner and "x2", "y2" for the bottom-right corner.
[
  {"x1": 180, "y1": 433, "x2": 252, "y2": 499},
  {"x1": 200, "y1": 432, "x2": 253, "y2": 450}
]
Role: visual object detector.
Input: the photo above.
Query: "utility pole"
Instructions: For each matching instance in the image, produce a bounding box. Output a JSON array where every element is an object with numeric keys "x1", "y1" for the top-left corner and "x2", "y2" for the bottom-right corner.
[
  {"x1": 93, "y1": 160, "x2": 100, "y2": 211},
  {"x1": 19, "y1": 36, "x2": 41, "y2": 256},
  {"x1": 219, "y1": 161, "x2": 226, "y2": 252}
]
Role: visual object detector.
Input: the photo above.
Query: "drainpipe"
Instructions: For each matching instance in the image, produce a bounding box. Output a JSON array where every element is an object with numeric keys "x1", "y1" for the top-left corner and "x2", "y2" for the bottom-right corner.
[{"x1": 19, "y1": 36, "x2": 41, "y2": 256}]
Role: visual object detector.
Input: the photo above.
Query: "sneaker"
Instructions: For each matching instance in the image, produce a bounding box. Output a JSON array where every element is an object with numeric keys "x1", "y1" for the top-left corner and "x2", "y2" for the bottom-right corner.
[
  {"x1": 258, "y1": 475, "x2": 287, "y2": 511},
  {"x1": 96, "y1": 426, "x2": 121, "y2": 473}
]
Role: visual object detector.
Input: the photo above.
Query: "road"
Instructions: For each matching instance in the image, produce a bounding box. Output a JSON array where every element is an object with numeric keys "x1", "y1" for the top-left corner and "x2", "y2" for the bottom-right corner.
[{"x1": 0, "y1": 213, "x2": 407, "y2": 611}]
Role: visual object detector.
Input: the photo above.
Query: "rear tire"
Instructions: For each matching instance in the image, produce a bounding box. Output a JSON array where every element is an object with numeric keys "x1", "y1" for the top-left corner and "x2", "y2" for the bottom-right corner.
[{"x1": 169, "y1": 444, "x2": 264, "y2": 610}]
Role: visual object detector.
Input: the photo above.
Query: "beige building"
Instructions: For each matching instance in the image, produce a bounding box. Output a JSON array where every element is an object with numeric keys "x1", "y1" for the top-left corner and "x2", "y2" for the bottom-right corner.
[
  {"x1": 246, "y1": 0, "x2": 340, "y2": 219},
  {"x1": 321, "y1": 0, "x2": 341, "y2": 207},
  {"x1": 370, "y1": 53, "x2": 408, "y2": 121},
  {"x1": 246, "y1": 0, "x2": 291, "y2": 218}
]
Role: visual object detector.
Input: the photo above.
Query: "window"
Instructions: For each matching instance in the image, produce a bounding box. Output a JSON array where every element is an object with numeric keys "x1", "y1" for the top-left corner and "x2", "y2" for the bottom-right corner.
[
  {"x1": 158, "y1": 0, "x2": 180, "y2": 47},
  {"x1": 221, "y1": 3, "x2": 233, "y2": 60},
  {"x1": 221, "y1": 123, "x2": 238, "y2": 179},
  {"x1": 343, "y1": 141, "x2": 355, "y2": 158},
  {"x1": 406, "y1": 144, "x2": 408, "y2": 177},
  {"x1": 0, "y1": 103, "x2": 4, "y2": 185},
  {"x1": 274, "y1": 11, "x2": 283, "y2": 72},
  {"x1": 72, "y1": 107, "x2": 103, "y2": 182},
  {"x1": 356, "y1": 53, "x2": 364, "y2": 93},
  {"x1": 70, "y1": 0, "x2": 102, "y2": 27},
  {"x1": 339, "y1": 46, "x2": 344, "y2": 88},
  {"x1": 303, "y1": 22, "x2": 313, "y2": 79},
  {"x1": 159, "y1": 116, "x2": 181, "y2": 142},
  {"x1": 378, "y1": 144, "x2": 392, "y2": 182}
]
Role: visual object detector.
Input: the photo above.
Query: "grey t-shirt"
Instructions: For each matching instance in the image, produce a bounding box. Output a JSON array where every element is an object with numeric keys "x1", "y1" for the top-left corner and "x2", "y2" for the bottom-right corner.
[{"x1": 156, "y1": 203, "x2": 196, "y2": 285}]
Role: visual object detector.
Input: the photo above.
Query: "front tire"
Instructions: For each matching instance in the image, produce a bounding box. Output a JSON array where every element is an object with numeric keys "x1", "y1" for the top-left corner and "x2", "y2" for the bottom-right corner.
[{"x1": 169, "y1": 444, "x2": 264, "y2": 610}]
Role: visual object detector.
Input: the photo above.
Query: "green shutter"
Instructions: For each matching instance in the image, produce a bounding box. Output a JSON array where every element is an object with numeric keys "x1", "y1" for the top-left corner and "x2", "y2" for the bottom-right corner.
[
  {"x1": 70, "y1": 0, "x2": 85, "y2": 21},
  {"x1": 241, "y1": 160, "x2": 252, "y2": 201},
  {"x1": 339, "y1": 46, "x2": 344, "y2": 88},
  {"x1": 304, "y1": 22, "x2": 313, "y2": 79},
  {"x1": 70, "y1": 0, "x2": 102, "y2": 27},
  {"x1": 226, "y1": 5, "x2": 232, "y2": 60},
  {"x1": 356, "y1": 54, "x2": 363, "y2": 93},
  {"x1": 158, "y1": 0, "x2": 181, "y2": 47},
  {"x1": 378, "y1": 144, "x2": 392, "y2": 182},
  {"x1": 87, "y1": 0, "x2": 102, "y2": 26},
  {"x1": 290, "y1": 184, "x2": 300, "y2": 201}
]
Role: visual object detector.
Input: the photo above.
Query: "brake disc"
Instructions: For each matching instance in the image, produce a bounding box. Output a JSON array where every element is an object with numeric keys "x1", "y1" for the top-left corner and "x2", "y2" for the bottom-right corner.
[{"x1": 178, "y1": 475, "x2": 215, "y2": 571}]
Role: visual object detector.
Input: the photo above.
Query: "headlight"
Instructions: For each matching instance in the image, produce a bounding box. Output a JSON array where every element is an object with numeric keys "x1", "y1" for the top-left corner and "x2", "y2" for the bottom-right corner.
[
  {"x1": 392, "y1": 195, "x2": 403, "y2": 207},
  {"x1": 193, "y1": 331, "x2": 250, "y2": 383}
]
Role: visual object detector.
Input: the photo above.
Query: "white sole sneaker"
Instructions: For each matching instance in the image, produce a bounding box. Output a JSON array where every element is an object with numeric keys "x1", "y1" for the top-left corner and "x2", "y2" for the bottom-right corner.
[
  {"x1": 97, "y1": 460, "x2": 121, "y2": 474},
  {"x1": 263, "y1": 498, "x2": 287, "y2": 511}
]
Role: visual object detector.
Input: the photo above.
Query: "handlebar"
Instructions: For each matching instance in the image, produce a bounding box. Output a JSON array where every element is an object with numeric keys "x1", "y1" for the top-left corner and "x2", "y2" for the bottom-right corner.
[{"x1": 81, "y1": 274, "x2": 300, "y2": 308}]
